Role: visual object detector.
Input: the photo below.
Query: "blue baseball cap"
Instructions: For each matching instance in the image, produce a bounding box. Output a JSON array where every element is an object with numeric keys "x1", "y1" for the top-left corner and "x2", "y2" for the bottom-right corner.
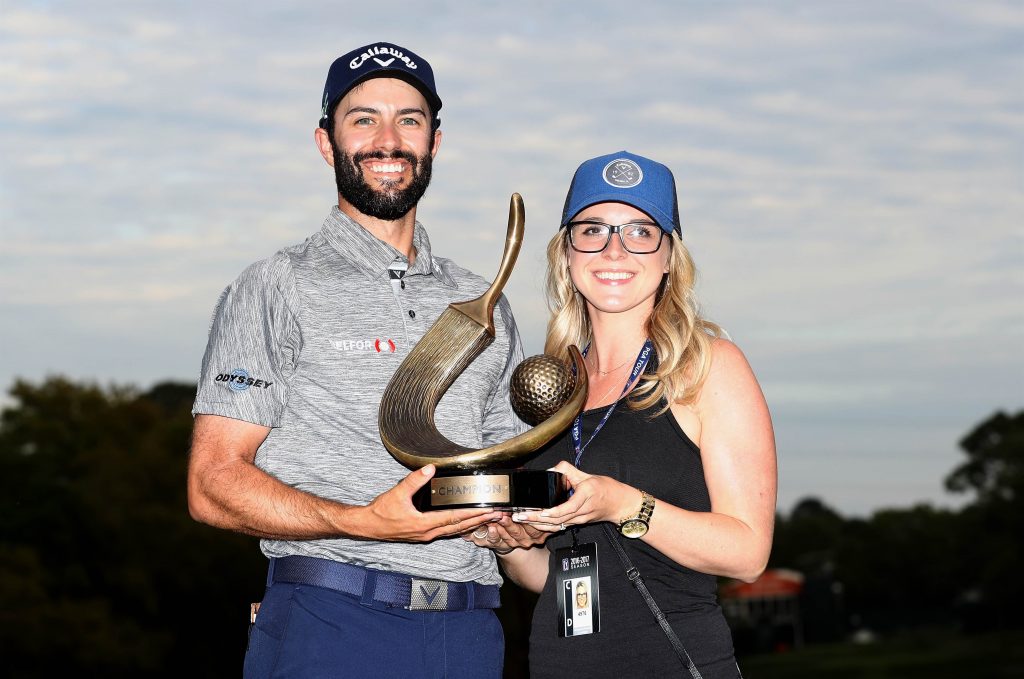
[
  {"x1": 319, "y1": 42, "x2": 442, "y2": 128},
  {"x1": 560, "y1": 151, "x2": 681, "y2": 235}
]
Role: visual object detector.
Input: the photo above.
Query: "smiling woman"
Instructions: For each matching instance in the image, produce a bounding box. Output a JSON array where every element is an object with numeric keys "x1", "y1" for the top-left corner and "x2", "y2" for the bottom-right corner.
[
  {"x1": 564, "y1": 202, "x2": 670, "y2": 323},
  {"x1": 464, "y1": 151, "x2": 777, "y2": 679}
]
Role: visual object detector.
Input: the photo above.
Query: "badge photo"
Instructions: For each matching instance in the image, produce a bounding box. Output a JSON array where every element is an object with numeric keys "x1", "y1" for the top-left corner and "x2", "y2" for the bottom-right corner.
[{"x1": 555, "y1": 541, "x2": 600, "y2": 637}]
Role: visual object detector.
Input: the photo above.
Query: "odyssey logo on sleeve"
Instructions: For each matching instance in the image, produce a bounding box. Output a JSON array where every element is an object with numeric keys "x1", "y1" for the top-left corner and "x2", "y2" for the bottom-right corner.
[{"x1": 214, "y1": 368, "x2": 274, "y2": 391}]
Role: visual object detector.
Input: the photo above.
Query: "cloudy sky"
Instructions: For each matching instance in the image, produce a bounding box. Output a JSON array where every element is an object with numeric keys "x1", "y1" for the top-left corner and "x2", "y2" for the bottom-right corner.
[{"x1": 1, "y1": 1, "x2": 1021, "y2": 517}]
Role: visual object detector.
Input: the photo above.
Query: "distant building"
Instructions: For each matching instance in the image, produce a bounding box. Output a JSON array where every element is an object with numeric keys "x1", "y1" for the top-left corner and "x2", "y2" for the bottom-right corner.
[{"x1": 721, "y1": 569, "x2": 804, "y2": 653}]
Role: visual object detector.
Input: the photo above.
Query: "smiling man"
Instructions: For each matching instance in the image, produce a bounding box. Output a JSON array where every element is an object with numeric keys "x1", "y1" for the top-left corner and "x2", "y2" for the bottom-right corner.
[{"x1": 187, "y1": 42, "x2": 526, "y2": 678}]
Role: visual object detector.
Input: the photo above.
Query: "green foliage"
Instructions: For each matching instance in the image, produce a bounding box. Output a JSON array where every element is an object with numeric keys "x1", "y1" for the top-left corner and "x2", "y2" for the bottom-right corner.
[
  {"x1": 772, "y1": 497, "x2": 845, "y2": 574},
  {"x1": 835, "y1": 505, "x2": 964, "y2": 630},
  {"x1": 0, "y1": 377, "x2": 265, "y2": 677},
  {"x1": 739, "y1": 628, "x2": 1024, "y2": 679},
  {"x1": 944, "y1": 411, "x2": 1024, "y2": 630},
  {"x1": 1, "y1": 375, "x2": 1020, "y2": 675},
  {"x1": 768, "y1": 409, "x2": 1024, "y2": 638},
  {"x1": 946, "y1": 410, "x2": 1024, "y2": 504}
]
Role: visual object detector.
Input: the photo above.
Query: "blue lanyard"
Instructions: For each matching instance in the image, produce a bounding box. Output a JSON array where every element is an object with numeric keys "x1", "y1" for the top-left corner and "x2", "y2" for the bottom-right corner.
[{"x1": 570, "y1": 339, "x2": 653, "y2": 468}]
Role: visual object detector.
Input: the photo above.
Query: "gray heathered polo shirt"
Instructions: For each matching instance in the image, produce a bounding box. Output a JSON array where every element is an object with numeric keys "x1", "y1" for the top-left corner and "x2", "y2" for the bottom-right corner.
[{"x1": 193, "y1": 207, "x2": 527, "y2": 585}]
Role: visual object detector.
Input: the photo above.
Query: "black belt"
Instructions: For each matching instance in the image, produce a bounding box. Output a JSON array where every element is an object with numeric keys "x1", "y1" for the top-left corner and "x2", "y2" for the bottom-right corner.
[{"x1": 269, "y1": 555, "x2": 501, "y2": 612}]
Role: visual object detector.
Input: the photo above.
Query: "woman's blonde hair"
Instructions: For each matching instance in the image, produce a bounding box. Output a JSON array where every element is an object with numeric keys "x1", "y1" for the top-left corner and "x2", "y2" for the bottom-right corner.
[{"x1": 543, "y1": 230, "x2": 721, "y2": 414}]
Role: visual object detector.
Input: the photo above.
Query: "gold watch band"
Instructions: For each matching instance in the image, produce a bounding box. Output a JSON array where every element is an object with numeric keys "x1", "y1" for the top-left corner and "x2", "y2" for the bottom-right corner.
[{"x1": 619, "y1": 490, "x2": 655, "y2": 526}]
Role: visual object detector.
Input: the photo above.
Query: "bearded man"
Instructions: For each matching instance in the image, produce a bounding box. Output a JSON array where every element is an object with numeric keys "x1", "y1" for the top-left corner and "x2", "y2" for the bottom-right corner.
[{"x1": 187, "y1": 42, "x2": 525, "y2": 678}]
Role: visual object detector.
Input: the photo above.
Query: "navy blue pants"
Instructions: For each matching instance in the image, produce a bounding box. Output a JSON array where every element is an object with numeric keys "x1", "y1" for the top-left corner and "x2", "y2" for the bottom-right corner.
[{"x1": 243, "y1": 581, "x2": 504, "y2": 678}]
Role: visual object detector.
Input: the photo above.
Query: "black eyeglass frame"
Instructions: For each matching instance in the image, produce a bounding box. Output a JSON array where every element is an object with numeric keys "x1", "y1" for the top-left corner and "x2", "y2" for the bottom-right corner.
[{"x1": 565, "y1": 221, "x2": 669, "y2": 254}]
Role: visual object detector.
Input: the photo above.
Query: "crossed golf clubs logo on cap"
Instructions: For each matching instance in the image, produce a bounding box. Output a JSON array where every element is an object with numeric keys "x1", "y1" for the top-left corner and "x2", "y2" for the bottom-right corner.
[{"x1": 603, "y1": 159, "x2": 643, "y2": 188}]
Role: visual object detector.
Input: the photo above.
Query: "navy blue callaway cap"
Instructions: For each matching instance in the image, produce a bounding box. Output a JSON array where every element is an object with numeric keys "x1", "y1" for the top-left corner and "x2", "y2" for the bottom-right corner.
[
  {"x1": 319, "y1": 42, "x2": 442, "y2": 128},
  {"x1": 561, "y1": 151, "x2": 681, "y2": 235}
]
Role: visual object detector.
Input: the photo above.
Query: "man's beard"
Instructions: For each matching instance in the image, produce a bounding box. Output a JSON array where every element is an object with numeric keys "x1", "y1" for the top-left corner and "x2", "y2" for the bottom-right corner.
[{"x1": 331, "y1": 143, "x2": 433, "y2": 222}]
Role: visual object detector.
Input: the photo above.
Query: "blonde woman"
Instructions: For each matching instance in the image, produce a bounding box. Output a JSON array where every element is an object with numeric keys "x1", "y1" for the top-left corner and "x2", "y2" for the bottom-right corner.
[{"x1": 465, "y1": 151, "x2": 776, "y2": 678}]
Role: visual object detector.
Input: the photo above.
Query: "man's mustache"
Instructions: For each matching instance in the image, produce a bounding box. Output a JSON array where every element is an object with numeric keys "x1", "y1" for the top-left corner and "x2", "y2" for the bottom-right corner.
[{"x1": 352, "y1": 150, "x2": 419, "y2": 167}]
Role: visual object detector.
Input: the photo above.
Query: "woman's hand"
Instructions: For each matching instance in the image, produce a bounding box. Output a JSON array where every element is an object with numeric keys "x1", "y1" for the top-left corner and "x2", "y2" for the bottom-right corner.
[{"x1": 510, "y1": 461, "x2": 641, "y2": 531}]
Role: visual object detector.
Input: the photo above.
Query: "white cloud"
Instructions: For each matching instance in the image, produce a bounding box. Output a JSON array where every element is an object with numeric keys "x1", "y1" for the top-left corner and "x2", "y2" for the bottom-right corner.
[{"x1": 1, "y1": 0, "x2": 1021, "y2": 516}]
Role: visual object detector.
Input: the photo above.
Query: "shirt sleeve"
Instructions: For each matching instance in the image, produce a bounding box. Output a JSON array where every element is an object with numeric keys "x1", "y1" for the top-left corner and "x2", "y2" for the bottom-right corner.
[
  {"x1": 192, "y1": 254, "x2": 300, "y2": 427},
  {"x1": 480, "y1": 294, "x2": 529, "y2": 446}
]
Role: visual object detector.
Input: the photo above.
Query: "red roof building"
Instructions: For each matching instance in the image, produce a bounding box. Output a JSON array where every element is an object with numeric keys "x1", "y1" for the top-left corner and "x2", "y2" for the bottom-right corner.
[{"x1": 721, "y1": 569, "x2": 805, "y2": 652}]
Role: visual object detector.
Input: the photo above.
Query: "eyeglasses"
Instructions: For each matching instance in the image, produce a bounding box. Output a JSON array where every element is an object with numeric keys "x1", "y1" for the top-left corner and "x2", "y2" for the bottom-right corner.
[{"x1": 566, "y1": 220, "x2": 666, "y2": 254}]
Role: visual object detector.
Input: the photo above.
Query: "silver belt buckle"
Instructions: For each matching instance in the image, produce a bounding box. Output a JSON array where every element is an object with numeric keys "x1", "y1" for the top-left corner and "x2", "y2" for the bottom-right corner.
[{"x1": 409, "y1": 578, "x2": 449, "y2": 611}]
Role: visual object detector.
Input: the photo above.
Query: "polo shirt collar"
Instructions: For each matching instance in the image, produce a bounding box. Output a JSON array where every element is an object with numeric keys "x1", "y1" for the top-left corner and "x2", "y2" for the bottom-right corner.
[{"x1": 320, "y1": 206, "x2": 457, "y2": 288}]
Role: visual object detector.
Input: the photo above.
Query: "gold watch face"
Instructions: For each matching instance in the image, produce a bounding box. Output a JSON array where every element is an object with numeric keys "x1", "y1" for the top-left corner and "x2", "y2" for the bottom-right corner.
[{"x1": 619, "y1": 518, "x2": 649, "y2": 539}]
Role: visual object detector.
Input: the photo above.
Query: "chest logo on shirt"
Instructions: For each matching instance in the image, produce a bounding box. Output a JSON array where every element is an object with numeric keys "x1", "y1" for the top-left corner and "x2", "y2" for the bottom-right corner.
[
  {"x1": 332, "y1": 338, "x2": 399, "y2": 353},
  {"x1": 215, "y1": 368, "x2": 274, "y2": 391}
]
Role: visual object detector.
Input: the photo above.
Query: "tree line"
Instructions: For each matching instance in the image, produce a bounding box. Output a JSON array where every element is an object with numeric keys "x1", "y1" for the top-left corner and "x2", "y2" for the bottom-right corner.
[
  {"x1": 0, "y1": 377, "x2": 1020, "y2": 676},
  {"x1": 769, "y1": 408, "x2": 1023, "y2": 640}
]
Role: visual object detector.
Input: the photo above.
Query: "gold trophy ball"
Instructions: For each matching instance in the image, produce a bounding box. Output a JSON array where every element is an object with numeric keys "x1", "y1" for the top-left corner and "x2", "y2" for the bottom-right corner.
[{"x1": 510, "y1": 354, "x2": 577, "y2": 426}]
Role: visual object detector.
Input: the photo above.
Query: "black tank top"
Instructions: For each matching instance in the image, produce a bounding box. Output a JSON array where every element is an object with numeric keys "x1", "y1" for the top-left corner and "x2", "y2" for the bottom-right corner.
[{"x1": 525, "y1": 398, "x2": 740, "y2": 679}]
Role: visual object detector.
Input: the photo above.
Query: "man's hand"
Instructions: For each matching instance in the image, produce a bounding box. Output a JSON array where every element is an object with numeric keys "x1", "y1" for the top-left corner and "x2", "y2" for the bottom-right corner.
[
  {"x1": 189, "y1": 415, "x2": 499, "y2": 542},
  {"x1": 461, "y1": 513, "x2": 549, "y2": 554},
  {"x1": 363, "y1": 465, "x2": 502, "y2": 542}
]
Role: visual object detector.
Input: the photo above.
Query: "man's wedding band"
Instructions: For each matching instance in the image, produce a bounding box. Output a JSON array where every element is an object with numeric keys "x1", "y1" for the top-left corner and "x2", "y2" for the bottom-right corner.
[{"x1": 473, "y1": 528, "x2": 488, "y2": 539}]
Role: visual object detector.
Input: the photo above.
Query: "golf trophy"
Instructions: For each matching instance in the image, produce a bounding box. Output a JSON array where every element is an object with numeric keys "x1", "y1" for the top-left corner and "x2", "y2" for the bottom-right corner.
[{"x1": 378, "y1": 194, "x2": 588, "y2": 511}]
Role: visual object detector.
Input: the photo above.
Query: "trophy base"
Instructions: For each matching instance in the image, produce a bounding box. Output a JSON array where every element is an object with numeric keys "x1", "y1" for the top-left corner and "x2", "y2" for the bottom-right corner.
[{"x1": 413, "y1": 469, "x2": 568, "y2": 512}]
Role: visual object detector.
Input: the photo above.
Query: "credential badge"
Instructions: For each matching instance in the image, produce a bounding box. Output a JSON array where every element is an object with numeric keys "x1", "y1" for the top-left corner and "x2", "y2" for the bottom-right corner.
[{"x1": 602, "y1": 159, "x2": 643, "y2": 188}]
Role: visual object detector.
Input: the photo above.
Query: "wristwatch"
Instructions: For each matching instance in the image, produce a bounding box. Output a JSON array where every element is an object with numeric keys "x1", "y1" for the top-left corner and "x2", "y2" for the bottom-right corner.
[{"x1": 617, "y1": 490, "x2": 655, "y2": 539}]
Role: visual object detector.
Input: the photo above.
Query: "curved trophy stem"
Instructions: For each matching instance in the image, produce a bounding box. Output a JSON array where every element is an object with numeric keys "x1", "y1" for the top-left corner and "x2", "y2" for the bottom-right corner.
[
  {"x1": 378, "y1": 193, "x2": 589, "y2": 470},
  {"x1": 380, "y1": 345, "x2": 588, "y2": 469}
]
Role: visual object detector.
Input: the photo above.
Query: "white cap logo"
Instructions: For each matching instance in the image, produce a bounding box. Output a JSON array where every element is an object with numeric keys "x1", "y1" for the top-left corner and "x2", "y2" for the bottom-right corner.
[
  {"x1": 603, "y1": 159, "x2": 643, "y2": 188},
  {"x1": 350, "y1": 45, "x2": 418, "y2": 70}
]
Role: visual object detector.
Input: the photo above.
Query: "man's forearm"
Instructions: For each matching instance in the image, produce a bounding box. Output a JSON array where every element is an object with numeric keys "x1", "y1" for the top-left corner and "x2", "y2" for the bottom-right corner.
[{"x1": 188, "y1": 456, "x2": 364, "y2": 540}]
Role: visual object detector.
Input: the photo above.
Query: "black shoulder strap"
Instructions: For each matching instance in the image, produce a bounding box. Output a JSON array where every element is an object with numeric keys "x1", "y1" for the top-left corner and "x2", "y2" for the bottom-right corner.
[{"x1": 601, "y1": 524, "x2": 704, "y2": 679}]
